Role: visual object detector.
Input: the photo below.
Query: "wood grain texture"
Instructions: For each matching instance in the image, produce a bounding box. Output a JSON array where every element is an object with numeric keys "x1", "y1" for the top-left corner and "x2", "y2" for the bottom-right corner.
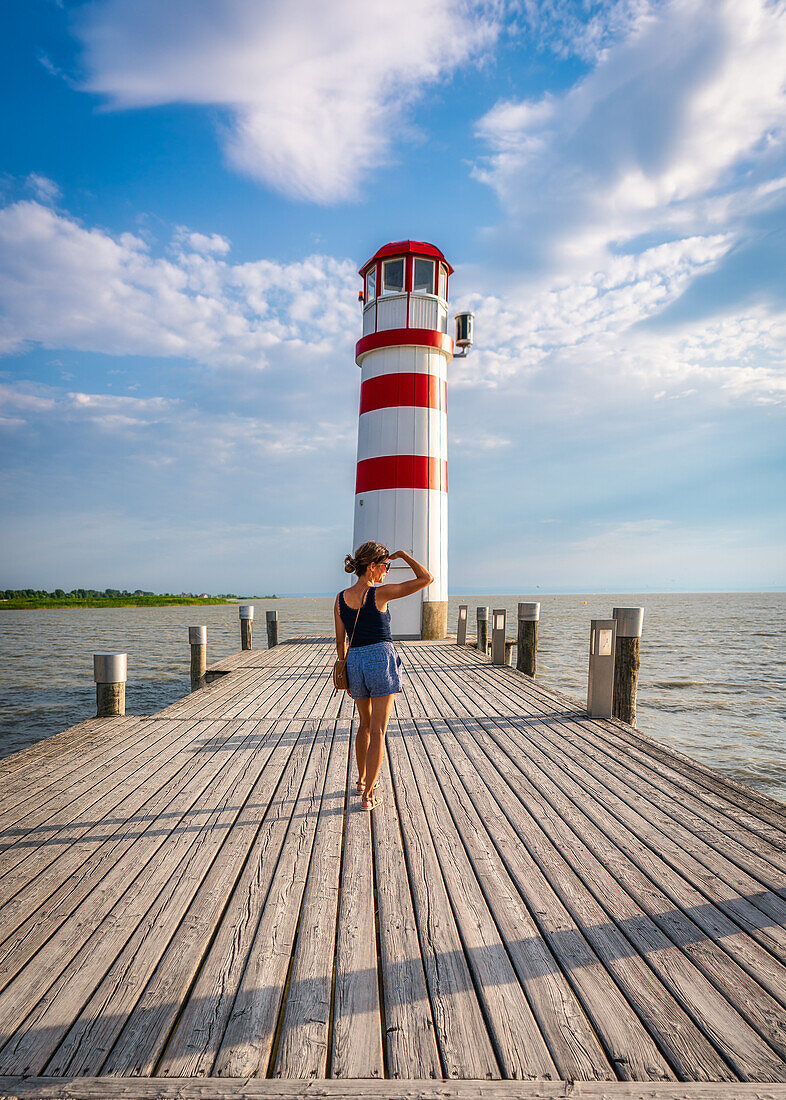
[
  {"x1": 370, "y1": 752, "x2": 441, "y2": 1079},
  {"x1": 1, "y1": 1076, "x2": 786, "y2": 1098},
  {"x1": 330, "y1": 713, "x2": 384, "y2": 1079},
  {"x1": 0, "y1": 638, "x2": 783, "y2": 1086}
]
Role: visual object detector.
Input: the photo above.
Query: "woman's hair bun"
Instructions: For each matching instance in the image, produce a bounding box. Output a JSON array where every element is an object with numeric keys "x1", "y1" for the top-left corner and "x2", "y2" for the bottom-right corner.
[{"x1": 344, "y1": 540, "x2": 389, "y2": 577}]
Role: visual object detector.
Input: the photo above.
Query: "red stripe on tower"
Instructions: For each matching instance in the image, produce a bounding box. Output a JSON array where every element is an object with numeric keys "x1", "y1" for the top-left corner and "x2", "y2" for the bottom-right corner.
[
  {"x1": 355, "y1": 328, "x2": 453, "y2": 363},
  {"x1": 355, "y1": 455, "x2": 447, "y2": 493},
  {"x1": 359, "y1": 373, "x2": 446, "y2": 415}
]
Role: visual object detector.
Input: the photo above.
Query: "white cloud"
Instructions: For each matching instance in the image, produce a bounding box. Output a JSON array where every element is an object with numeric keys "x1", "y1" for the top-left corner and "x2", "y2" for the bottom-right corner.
[
  {"x1": 475, "y1": 0, "x2": 786, "y2": 268},
  {"x1": 0, "y1": 376, "x2": 356, "y2": 465},
  {"x1": 174, "y1": 228, "x2": 231, "y2": 255},
  {"x1": 513, "y1": 0, "x2": 655, "y2": 62},
  {"x1": 457, "y1": 0, "x2": 786, "y2": 409},
  {"x1": 74, "y1": 0, "x2": 499, "y2": 202},
  {"x1": 25, "y1": 174, "x2": 61, "y2": 204},
  {"x1": 0, "y1": 200, "x2": 358, "y2": 366},
  {"x1": 455, "y1": 273, "x2": 786, "y2": 407}
]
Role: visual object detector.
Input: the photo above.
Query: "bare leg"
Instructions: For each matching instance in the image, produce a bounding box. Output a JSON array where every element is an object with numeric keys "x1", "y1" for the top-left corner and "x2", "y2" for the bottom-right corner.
[
  {"x1": 364, "y1": 693, "x2": 395, "y2": 802},
  {"x1": 354, "y1": 697, "x2": 372, "y2": 789}
]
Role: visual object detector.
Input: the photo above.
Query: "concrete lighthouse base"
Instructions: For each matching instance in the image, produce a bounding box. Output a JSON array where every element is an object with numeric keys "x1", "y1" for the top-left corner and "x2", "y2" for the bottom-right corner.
[{"x1": 421, "y1": 600, "x2": 448, "y2": 640}]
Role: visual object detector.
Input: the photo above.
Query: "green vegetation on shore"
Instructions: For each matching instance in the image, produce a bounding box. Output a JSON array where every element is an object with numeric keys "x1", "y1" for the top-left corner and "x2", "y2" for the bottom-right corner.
[{"x1": 0, "y1": 588, "x2": 236, "y2": 610}]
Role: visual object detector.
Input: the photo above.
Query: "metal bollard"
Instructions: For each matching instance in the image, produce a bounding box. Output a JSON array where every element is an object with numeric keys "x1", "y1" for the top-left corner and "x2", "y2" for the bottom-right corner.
[
  {"x1": 456, "y1": 604, "x2": 468, "y2": 645},
  {"x1": 587, "y1": 619, "x2": 617, "y2": 718},
  {"x1": 491, "y1": 608, "x2": 507, "y2": 665},
  {"x1": 93, "y1": 653, "x2": 127, "y2": 718},
  {"x1": 189, "y1": 625, "x2": 207, "y2": 691},
  {"x1": 266, "y1": 609, "x2": 279, "y2": 648},
  {"x1": 476, "y1": 606, "x2": 489, "y2": 656},
  {"x1": 612, "y1": 607, "x2": 644, "y2": 725},
  {"x1": 516, "y1": 602, "x2": 540, "y2": 676},
  {"x1": 239, "y1": 605, "x2": 254, "y2": 650}
]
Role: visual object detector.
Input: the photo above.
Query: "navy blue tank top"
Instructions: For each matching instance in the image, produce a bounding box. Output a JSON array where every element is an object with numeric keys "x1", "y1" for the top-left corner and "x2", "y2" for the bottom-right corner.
[{"x1": 338, "y1": 586, "x2": 392, "y2": 647}]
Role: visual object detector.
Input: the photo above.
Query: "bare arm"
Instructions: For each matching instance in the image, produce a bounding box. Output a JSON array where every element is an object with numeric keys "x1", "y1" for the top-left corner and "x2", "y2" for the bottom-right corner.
[
  {"x1": 333, "y1": 595, "x2": 347, "y2": 658},
  {"x1": 379, "y1": 550, "x2": 434, "y2": 602}
]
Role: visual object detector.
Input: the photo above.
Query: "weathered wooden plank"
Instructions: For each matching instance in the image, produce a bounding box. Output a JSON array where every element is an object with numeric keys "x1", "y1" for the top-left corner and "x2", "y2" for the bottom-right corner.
[
  {"x1": 0, "y1": 717, "x2": 165, "y2": 839},
  {"x1": 0, "y1": 719, "x2": 243, "y2": 982},
  {"x1": 46, "y1": 721, "x2": 315, "y2": 1076},
  {"x1": 407, "y1": 656, "x2": 739, "y2": 1082},
  {"x1": 0, "y1": 717, "x2": 149, "y2": 822},
  {"x1": 0, "y1": 658, "x2": 320, "y2": 983},
  {"x1": 474, "y1": 708, "x2": 786, "y2": 1023},
  {"x1": 408, "y1": 651, "x2": 786, "y2": 1078},
  {"x1": 442, "y1": 641, "x2": 786, "y2": 839},
  {"x1": 476, "y1": 662, "x2": 786, "y2": 878},
  {"x1": 411, "y1": 651, "x2": 786, "y2": 1029},
  {"x1": 0, "y1": 665, "x2": 300, "y2": 849},
  {"x1": 102, "y1": 657, "x2": 344, "y2": 1077},
  {"x1": 3, "y1": 1074, "x2": 786, "y2": 1098},
  {"x1": 417, "y1": 647, "x2": 786, "y2": 952},
  {"x1": 384, "y1": 713, "x2": 501, "y2": 1079},
  {"x1": 154, "y1": 642, "x2": 311, "y2": 721},
  {"x1": 370, "y1": 750, "x2": 441, "y2": 1079},
  {"x1": 0, "y1": 652, "x2": 321, "y2": 989},
  {"x1": 407, "y1": 703, "x2": 727, "y2": 1083},
  {"x1": 157, "y1": 717, "x2": 327, "y2": 1075},
  {"x1": 330, "y1": 711, "x2": 384, "y2": 1079},
  {"x1": 0, "y1": 637, "x2": 783, "y2": 1089},
  {"x1": 271, "y1": 716, "x2": 350, "y2": 1078},
  {"x1": 0, "y1": 717, "x2": 230, "y2": 911},
  {"x1": 393, "y1": 691, "x2": 561, "y2": 1082},
  {"x1": 514, "y1": 708, "x2": 786, "y2": 956},
  {"x1": 0, "y1": 711, "x2": 299, "y2": 1074},
  {"x1": 213, "y1": 715, "x2": 337, "y2": 1076}
]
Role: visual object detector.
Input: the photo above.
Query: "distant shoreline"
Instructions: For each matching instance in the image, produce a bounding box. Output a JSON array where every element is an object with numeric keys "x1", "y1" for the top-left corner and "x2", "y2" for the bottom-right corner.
[{"x1": 0, "y1": 596, "x2": 238, "y2": 610}]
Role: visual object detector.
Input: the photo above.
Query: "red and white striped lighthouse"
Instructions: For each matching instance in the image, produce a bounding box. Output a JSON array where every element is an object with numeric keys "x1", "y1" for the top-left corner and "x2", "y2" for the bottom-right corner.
[{"x1": 353, "y1": 240, "x2": 453, "y2": 639}]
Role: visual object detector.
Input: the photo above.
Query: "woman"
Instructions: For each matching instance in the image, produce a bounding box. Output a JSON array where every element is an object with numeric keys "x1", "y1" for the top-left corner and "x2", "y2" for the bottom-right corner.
[{"x1": 334, "y1": 541, "x2": 433, "y2": 810}]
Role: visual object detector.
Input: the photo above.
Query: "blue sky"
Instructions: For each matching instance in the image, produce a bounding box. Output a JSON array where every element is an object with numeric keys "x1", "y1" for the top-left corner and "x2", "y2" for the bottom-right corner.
[{"x1": 1, "y1": 0, "x2": 784, "y2": 594}]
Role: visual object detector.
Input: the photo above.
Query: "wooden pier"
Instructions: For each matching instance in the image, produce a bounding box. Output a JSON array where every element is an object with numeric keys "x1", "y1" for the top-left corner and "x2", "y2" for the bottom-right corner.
[{"x1": 0, "y1": 637, "x2": 785, "y2": 1099}]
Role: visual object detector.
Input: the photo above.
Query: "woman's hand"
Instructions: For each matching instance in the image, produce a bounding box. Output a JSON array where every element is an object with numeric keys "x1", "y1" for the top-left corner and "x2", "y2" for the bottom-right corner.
[{"x1": 389, "y1": 550, "x2": 404, "y2": 560}]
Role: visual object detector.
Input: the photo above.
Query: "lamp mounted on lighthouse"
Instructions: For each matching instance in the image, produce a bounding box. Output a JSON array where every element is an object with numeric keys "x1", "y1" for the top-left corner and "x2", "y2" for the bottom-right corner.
[{"x1": 352, "y1": 239, "x2": 473, "y2": 640}]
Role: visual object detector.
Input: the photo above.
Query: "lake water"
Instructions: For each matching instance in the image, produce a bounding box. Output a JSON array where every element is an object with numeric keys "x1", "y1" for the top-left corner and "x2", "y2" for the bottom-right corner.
[{"x1": 1, "y1": 592, "x2": 784, "y2": 803}]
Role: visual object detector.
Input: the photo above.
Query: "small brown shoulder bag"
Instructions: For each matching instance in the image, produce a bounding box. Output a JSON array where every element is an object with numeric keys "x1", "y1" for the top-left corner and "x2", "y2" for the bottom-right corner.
[{"x1": 333, "y1": 597, "x2": 361, "y2": 694}]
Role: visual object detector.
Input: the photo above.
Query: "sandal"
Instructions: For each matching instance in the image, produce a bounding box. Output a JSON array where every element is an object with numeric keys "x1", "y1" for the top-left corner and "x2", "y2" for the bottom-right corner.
[
  {"x1": 356, "y1": 780, "x2": 365, "y2": 794},
  {"x1": 362, "y1": 790, "x2": 379, "y2": 810}
]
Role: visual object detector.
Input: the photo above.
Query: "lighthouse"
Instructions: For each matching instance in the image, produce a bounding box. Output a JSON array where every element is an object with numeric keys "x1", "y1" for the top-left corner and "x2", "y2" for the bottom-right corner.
[{"x1": 353, "y1": 240, "x2": 455, "y2": 640}]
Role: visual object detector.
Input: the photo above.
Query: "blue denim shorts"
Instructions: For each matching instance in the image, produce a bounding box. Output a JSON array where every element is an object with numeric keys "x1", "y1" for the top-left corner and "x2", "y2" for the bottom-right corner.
[{"x1": 346, "y1": 641, "x2": 403, "y2": 699}]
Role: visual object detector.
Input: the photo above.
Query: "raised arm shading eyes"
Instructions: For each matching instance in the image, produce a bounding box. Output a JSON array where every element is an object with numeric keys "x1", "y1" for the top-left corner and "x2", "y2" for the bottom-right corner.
[{"x1": 379, "y1": 550, "x2": 433, "y2": 601}]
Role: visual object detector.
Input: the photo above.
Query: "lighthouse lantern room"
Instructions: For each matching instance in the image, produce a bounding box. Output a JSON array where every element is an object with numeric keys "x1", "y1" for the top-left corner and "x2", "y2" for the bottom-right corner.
[{"x1": 353, "y1": 240, "x2": 454, "y2": 640}]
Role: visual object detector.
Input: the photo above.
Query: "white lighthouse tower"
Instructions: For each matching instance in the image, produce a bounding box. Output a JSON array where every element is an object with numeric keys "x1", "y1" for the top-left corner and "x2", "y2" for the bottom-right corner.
[{"x1": 353, "y1": 240, "x2": 455, "y2": 640}]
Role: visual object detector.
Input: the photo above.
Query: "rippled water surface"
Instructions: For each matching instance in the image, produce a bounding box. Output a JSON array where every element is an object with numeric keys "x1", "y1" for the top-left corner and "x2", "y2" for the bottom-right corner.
[{"x1": 1, "y1": 592, "x2": 784, "y2": 802}]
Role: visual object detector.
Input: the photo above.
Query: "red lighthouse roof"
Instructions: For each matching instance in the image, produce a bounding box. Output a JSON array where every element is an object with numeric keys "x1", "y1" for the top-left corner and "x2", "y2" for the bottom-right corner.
[{"x1": 359, "y1": 240, "x2": 453, "y2": 277}]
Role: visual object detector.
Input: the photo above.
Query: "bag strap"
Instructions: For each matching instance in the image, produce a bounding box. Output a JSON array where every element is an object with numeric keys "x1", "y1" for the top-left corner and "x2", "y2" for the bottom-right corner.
[{"x1": 341, "y1": 587, "x2": 364, "y2": 654}]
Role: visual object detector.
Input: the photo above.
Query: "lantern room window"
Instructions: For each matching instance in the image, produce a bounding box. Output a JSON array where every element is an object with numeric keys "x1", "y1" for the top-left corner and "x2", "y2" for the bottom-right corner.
[
  {"x1": 382, "y1": 258, "x2": 404, "y2": 294},
  {"x1": 438, "y1": 263, "x2": 447, "y2": 300},
  {"x1": 412, "y1": 258, "x2": 435, "y2": 294},
  {"x1": 365, "y1": 267, "x2": 376, "y2": 301}
]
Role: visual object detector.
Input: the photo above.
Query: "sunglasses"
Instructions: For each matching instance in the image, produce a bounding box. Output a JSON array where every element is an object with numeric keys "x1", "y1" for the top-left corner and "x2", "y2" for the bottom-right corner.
[{"x1": 376, "y1": 560, "x2": 391, "y2": 572}]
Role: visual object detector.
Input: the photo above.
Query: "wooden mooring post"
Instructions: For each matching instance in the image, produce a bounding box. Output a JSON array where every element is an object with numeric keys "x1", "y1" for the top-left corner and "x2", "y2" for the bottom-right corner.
[
  {"x1": 266, "y1": 609, "x2": 279, "y2": 648},
  {"x1": 516, "y1": 601, "x2": 540, "y2": 676},
  {"x1": 93, "y1": 652, "x2": 126, "y2": 717},
  {"x1": 476, "y1": 605, "x2": 489, "y2": 655},
  {"x1": 188, "y1": 626, "x2": 207, "y2": 691},
  {"x1": 239, "y1": 605, "x2": 253, "y2": 650},
  {"x1": 613, "y1": 606, "x2": 644, "y2": 725}
]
